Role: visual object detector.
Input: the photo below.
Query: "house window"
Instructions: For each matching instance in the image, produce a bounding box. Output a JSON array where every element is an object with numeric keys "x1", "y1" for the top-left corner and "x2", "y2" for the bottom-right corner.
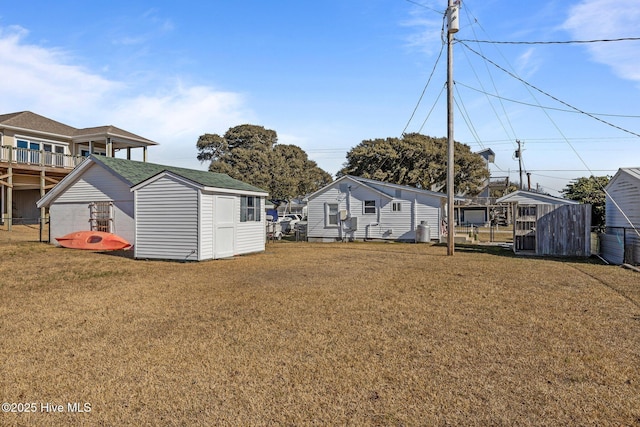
[
  {"x1": 364, "y1": 200, "x2": 376, "y2": 214},
  {"x1": 326, "y1": 203, "x2": 339, "y2": 226},
  {"x1": 90, "y1": 201, "x2": 112, "y2": 232},
  {"x1": 241, "y1": 196, "x2": 261, "y2": 222},
  {"x1": 392, "y1": 202, "x2": 402, "y2": 212}
]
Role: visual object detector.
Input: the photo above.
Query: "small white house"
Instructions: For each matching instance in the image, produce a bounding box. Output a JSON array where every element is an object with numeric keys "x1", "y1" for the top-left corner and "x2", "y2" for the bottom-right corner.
[
  {"x1": 305, "y1": 175, "x2": 447, "y2": 242},
  {"x1": 37, "y1": 155, "x2": 268, "y2": 261},
  {"x1": 601, "y1": 168, "x2": 640, "y2": 264}
]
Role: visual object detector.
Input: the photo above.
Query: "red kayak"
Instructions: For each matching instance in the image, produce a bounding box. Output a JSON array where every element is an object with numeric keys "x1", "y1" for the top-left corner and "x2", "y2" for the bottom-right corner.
[{"x1": 55, "y1": 231, "x2": 132, "y2": 251}]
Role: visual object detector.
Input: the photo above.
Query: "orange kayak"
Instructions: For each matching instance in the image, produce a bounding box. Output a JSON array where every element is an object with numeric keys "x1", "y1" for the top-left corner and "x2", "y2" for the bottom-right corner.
[{"x1": 55, "y1": 231, "x2": 132, "y2": 251}]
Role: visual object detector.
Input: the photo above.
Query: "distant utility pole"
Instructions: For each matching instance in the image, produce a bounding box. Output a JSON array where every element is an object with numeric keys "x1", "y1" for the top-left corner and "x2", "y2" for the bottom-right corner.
[
  {"x1": 515, "y1": 139, "x2": 524, "y2": 190},
  {"x1": 446, "y1": 0, "x2": 459, "y2": 256}
]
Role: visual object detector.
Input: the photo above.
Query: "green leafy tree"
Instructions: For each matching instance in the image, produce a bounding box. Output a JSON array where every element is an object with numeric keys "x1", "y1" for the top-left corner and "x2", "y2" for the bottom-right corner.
[
  {"x1": 196, "y1": 124, "x2": 332, "y2": 200},
  {"x1": 338, "y1": 133, "x2": 489, "y2": 195},
  {"x1": 561, "y1": 175, "x2": 610, "y2": 229}
]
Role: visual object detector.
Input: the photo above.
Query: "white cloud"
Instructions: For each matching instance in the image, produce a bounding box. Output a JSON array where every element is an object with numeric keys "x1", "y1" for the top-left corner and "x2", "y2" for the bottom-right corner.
[
  {"x1": 0, "y1": 25, "x2": 253, "y2": 170},
  {"x1": 401, "y1": 7, "x2": 446, "y2": 56},
  {"x1": 563, "y1": 0, "x2": 640, "y2": 82},
  {"x1": 0, "y1": 26, "x2": 119, "y2": 114},
  {"x1": 515, "y1": 47, "x2": 541, "y2": 78}
]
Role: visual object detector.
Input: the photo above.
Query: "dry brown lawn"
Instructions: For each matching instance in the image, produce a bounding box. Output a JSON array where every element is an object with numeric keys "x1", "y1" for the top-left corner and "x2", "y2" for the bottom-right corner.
[{"x1": 1, "y1": 225, "x2": 639, "y2": 426}]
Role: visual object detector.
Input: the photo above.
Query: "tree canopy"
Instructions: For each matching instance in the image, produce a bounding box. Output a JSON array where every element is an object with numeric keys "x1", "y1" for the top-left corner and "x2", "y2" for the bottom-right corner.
[
  {"x1": 561, "y1": 175, "x2": 610, "y2": 229},
  {"x1": 196, "y1": 124, "x2": 332, "y2": 201},
  {"x1": 338, "y1": 133, "x2": 489, "y2": 195}
]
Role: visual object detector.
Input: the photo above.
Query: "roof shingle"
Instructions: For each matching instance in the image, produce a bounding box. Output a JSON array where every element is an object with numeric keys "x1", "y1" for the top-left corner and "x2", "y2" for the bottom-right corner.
[{"x1": 92, "y1": 155, "x2": 268, "y2": 193}]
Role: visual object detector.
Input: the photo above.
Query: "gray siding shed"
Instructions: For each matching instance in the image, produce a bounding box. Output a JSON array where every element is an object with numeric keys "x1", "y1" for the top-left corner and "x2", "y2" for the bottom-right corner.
[{"x1": 306, "y1": 175, "x2": 445, "y2": 242}]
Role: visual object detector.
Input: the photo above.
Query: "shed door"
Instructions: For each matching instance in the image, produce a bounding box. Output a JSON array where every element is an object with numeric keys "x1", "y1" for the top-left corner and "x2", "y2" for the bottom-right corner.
[{"x1": 214, "y1": 196, "x2": 236, "y2": 258}]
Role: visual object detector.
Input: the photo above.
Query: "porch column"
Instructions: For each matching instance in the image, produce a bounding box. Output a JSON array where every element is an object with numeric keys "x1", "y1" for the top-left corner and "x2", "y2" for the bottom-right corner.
[
  {"x1": 40, "y1": 170, "x2": 46, "y2": 231},
  {"x1": 106, "y1": 138, "x2": 113, "y2": 157},
  {"x1": 143, "y1": 146, "x2": 147, "y2": 162},
  {"x1": 89, "y1": 140, "x2": 93, "y2": 155},
  {"x1": 6, "y1": 166, "x2": 12, "y2": 231},
  {"x1": 126, "y1": 147, "x2": 131, "y2": 160}
]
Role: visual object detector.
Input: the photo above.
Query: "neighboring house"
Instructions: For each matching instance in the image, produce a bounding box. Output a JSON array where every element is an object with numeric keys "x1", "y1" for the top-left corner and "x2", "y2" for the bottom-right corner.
[
  {"x1": 0, "y1": 111, "x2": 157, "y2": 226},
  {"x1": 497, "y1": 190, "x2": 590, "y2": 257},
  {"x1": 37, "y1": 155, "x2": 268, "y2": 261},
  {"x1": 456, "y1": 148, "x2": 510, "y2": 226},
  {"x1": 601, "y1": 168, "x2": 640, "y2": 265},
  {"x1": 305, "y1": 175, "x2": 448, "y2": 242}
]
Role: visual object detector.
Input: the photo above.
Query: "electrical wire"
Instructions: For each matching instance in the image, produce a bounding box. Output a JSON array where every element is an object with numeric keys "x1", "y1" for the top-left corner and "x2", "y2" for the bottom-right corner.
[
  {"x1": 455, "y1": 81, "x2": 640, "y2": 118},
  {"x1": 457, "y1": 37, "x2": 640, "y2": 45},
  {"x1": 403, "y1": 0, "x2": 444, "y2": 14},
  {"x1": 417, "y1": 83, "x2": 446, "y2": 134},
  {"x1": 458, "y1": 41, "x2": 640, "y2": 139},
  {"x1": 402, "y1": 14, "x2": 446, "y2": 135}
]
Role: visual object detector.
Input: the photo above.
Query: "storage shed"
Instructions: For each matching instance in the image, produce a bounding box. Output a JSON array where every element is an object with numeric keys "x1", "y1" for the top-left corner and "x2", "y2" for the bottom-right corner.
[
  {"x1": 497, "y1": 190, "x2": 591, "y2": 257},
  {"x1": 37, "y1": 155, "x2": 268, "y2": 261},
  {"x1": 305, "y1": 175, "x2": 447, "y2": 242},
  {"x1": 601, "y1": 168, "x2": 640, "y2": 265}
]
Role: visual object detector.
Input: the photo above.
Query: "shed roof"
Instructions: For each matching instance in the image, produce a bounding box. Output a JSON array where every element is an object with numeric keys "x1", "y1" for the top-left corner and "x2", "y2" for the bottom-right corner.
[
  {"x1": 92, "y1": 156, "x2": 266, "y2": 192},
  {"x1": 37, "y1": 156, "x2": 267, "y2": 208}
]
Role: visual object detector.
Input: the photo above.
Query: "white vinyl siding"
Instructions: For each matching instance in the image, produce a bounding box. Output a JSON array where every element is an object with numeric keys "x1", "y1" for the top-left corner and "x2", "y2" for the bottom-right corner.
[
  {"x1": 606, "y1": 173, "x2": 640, "y2": 228},
  {"x1": 47, "y1": 163, "x2": 135, "y2": 245},
  {"x1": 55, "y1": 163, "x2": 131, "y2": 203},
  {"x1": 135, "y1": 175, "x2": 199, "y2": 261},
  {"x1": 49, "y1": 201, "x2": 134, "y2": 246}
]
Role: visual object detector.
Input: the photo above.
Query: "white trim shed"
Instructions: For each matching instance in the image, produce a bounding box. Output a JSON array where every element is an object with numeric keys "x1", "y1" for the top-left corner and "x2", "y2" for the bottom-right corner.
[{"x1": 37, "y1": 155, "x2": 268, "y2": 261}]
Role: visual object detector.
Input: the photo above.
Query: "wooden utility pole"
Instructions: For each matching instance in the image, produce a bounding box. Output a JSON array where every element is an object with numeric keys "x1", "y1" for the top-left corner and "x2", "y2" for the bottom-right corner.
[
  {"x1": 516, "y1": 139, "x2": 524, "y2": 190},
  {"x1": 446, "y1": 0, "x2": 458, "y2": 255}
]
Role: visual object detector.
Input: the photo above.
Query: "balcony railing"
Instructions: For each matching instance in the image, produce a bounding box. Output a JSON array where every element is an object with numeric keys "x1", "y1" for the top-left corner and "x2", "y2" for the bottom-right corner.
[{"x1": 0, "y1": 145, "x2": 85, "y2": 169}]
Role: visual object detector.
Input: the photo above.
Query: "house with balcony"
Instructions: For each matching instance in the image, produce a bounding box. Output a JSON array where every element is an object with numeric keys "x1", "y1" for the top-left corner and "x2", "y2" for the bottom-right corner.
[{"x1": 0, "y1": 111, "x2": 157, "y2": 226}]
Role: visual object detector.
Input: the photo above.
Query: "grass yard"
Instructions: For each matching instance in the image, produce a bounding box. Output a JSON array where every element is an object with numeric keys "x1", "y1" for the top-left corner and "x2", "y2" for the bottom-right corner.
[{"x1": 1, "y1": 225, "x2": 639, "y2": 425}]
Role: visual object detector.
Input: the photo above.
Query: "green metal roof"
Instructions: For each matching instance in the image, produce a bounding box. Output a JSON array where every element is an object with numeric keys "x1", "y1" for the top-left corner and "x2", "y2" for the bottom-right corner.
[{"x1": 92, "y1": 155, "x2": 267, "y2": 193}]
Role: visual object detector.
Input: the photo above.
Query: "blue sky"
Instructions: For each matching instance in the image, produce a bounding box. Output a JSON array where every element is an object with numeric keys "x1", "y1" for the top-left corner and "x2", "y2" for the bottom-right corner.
[{"x1": 1, "y1": 0, "x2": 639, "y2": 196}]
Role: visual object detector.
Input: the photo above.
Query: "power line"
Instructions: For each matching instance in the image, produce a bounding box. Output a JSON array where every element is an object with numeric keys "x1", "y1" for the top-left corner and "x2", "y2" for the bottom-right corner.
[
  {"x1": 402, "y1": 42, "x2": 445, "y2": 135},
  {"x1": 457, "y1": 37, "x2": 640, "y2": 45},
  {"x1": 455, "y1": 81, "x2": 640, "y2": 118},
  {"x1": 458, "y1": 41, "x2": 640, "y2": 139},
  {"x1": 416, "y1": 83, "x2": 446, "y2": 133},
  {"x1": 403, "y1": 0, "x2": 443, "y2": 14}
]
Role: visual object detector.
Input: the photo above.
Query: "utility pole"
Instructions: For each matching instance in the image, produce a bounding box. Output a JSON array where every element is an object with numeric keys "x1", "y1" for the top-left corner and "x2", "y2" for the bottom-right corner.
[
  {"x1": 446, "y1": 0, "x2": 459, "y2": 256},
  {"x1": 515, "y1": 139, "x2": 524, "y2": 190}
]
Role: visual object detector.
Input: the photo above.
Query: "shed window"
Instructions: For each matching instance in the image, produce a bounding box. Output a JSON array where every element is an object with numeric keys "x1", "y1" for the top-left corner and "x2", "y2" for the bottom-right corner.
[
  {"x1": 392, "y1": 202, "x2": 402, "y2": 212},
  {"x1": 90, "y1": 201, "x2": 112, "y2": 232},
  {"x1": 364, "y1": 200, "x2": 376, "y2": 214},
  {"x1": 241, "y1": 196, "x2": 261, "y2": 222}
]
